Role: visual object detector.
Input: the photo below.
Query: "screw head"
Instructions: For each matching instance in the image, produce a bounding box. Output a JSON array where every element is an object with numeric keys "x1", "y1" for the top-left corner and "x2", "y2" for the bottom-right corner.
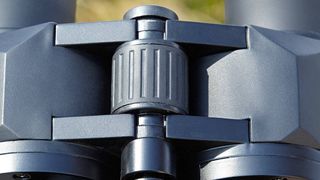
[
  {"x1": 12, "y1": 173, "x2": 31, "y2": 180},
  {"x1": 272, "y1": 177, "x2": 288, "y2": 180}
]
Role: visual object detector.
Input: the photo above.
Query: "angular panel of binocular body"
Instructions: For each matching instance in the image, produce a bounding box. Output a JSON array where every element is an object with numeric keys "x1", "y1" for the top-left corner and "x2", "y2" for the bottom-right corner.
[{"x1": 0, "y1": 0, "x2": 319, "y2": 179}]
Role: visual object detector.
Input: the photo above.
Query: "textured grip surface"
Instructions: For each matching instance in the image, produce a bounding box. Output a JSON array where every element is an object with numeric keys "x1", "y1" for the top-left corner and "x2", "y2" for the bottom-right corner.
[{"x1": 111, "y1": 40, "x2": 188, "y2": 114}]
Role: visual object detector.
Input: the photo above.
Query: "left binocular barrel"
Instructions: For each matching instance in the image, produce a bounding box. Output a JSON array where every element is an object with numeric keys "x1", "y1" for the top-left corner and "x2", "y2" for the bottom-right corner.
[{"x1": 0, "y1": 0, "x2": 76, "y2": 33}]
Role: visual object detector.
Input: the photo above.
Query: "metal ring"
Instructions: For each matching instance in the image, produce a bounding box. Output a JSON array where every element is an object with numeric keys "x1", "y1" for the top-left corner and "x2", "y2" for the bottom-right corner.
[
  {"x1": 198, "y1": 143, "x2": 320, "y2": 180},
  {"x1": 0, "y1": 140, "x2": 117, "y2": 180}
]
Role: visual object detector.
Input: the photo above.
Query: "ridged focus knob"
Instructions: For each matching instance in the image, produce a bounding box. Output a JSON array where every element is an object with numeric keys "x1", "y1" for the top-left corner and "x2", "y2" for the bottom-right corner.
[{"x1": 111, "y1": 40, "x2": 188, "y2": 114}]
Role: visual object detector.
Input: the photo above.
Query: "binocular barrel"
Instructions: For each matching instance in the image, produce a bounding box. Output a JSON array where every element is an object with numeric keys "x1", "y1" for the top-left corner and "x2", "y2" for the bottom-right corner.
[
  {"x1": 226, "y1": 0, "x2": 320, "y2": 33},
  {"x1": 0, "y1": 0, "x2": 76, "y2": 33}
]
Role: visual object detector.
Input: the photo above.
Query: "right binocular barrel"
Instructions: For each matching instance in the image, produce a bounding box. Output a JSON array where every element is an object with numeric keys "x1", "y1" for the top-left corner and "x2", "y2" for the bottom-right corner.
[{"x1": 225, "y1": 0, "x2": 320, "y2": 33}]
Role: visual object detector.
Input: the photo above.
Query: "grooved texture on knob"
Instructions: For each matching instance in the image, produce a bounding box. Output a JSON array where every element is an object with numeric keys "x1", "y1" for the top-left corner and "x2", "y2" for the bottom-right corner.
[{"x1": 111, "y1": 42, "x2": 188, "y2": 114}]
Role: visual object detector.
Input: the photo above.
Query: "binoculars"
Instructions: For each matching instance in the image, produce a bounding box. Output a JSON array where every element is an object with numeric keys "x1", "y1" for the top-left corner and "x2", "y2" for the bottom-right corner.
[{"x1": 0, "y1": 0, "x2": 319, "y2": 179}]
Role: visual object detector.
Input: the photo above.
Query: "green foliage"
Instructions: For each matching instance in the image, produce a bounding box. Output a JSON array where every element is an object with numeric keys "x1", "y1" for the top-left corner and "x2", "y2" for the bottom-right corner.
[{"x1": 77, "y1": 0, "x2": 224, "y2": 23}]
